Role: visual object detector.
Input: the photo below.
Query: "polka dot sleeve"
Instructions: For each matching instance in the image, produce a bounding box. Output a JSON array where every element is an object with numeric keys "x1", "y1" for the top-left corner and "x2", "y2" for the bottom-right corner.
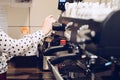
[{"x1": 0, "y1": 30, "x2": 45, "y2": 57}]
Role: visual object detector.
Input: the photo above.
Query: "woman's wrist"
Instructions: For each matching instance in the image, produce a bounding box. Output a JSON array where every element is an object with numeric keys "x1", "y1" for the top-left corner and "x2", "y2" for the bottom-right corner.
[{"x1": 41, "y1": 27, "x2": 51, "y2": 36}]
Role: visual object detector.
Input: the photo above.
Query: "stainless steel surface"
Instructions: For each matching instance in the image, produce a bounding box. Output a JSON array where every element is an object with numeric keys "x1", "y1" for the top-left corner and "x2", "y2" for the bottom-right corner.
[
  {"x1": 43, "y1": 56, "x2": 55, "y2": 70},
  {"x1": 47, "y1": 60, "x2": 64, "y2": 80}
]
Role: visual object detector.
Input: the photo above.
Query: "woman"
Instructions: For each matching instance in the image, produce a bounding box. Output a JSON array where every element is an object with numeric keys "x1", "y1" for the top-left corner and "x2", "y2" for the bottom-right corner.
[{"x1": 0, "y1": 15, "x2": 56, "y2": 80}]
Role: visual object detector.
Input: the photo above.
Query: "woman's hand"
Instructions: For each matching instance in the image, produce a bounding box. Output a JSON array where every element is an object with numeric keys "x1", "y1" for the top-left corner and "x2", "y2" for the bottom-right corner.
[{"x1": 41, "y1": 15, "x2": 56, "y2": 35}]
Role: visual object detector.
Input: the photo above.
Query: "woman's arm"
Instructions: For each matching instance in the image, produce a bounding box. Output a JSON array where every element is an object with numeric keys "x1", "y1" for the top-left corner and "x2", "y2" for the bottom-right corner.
[{"x1": 0, "y1": 15, "x2": 56, "y2": 57}]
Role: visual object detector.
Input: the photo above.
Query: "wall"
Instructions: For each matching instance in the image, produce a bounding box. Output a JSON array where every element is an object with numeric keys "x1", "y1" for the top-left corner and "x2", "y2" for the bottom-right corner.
[
  {"x1": 7, "y1": 0, "x2": 61, "y2": 38},
  {"x1": 30, "y1": 0, "x2": 61, "y2": 26}
]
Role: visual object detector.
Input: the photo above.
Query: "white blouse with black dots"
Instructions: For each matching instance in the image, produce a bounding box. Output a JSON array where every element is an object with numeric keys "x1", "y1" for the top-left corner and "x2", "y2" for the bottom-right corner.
[{"x1": 0, "y1": 30, "x2": 45, "y2": 74}]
